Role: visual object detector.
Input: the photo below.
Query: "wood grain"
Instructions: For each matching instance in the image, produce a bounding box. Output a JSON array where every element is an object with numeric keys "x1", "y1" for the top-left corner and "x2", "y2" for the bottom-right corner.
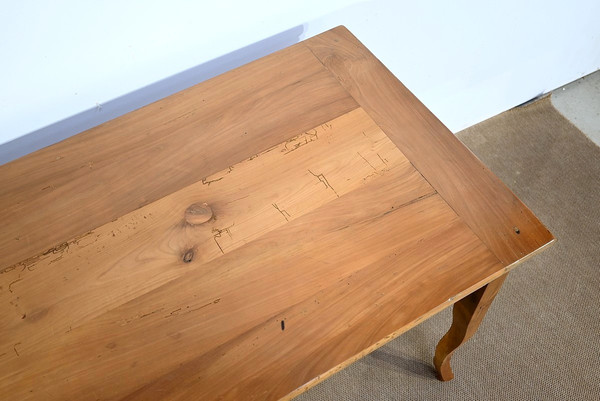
[
  {"x1": 0, "y1": 108, "x2": 414, "y2": 356},
  {"x1": 0, "y1": 168, "x2": 502, "y2": 400},
  {"x1": 0, "y1": 26, "x2": 554, "y2": 401},
  {"x1": 304, "y1": 26, "x2": 554, "y2": 265},
  {"x1": 123, "y1": 195, "x2": 501, "y2": 401},
  {"x1": 2, "y1": 108, "x2": 481, "y2": 400},
  {"x1": 0, "y1": 43, "x2": 358, "y2": 270},
  {"x1": 434, "y1": 274, "x2": 507, "y2": 381}
]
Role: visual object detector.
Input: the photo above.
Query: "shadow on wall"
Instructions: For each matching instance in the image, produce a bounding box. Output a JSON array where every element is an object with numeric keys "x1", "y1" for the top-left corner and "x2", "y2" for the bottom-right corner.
[{"x1": 0, "y1": 25, "x2": 305, "y2": 166}]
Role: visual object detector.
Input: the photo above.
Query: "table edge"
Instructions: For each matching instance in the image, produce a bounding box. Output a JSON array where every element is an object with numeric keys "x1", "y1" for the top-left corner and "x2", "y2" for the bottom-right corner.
[{"x1": 303, "y1": 25, "x2": 555, "y2": 266}]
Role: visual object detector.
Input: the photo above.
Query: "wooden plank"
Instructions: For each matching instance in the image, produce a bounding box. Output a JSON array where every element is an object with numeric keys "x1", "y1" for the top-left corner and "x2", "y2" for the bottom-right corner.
[
  {"x1": 0, "y1": 26, "x2": 554, "y2": 401},
  {"x1": 303, "y1": 26, "x2": 554, "y2": 265},
  {"x1": 0, "y1": 177, "x2": 502, "y2": 401},
  {"x1": 0, "y1": 43, "x2": 358, "y2": 270},
  {"x1": 1, "y1": 108, "x2": 453, "y2": 400},
  {"x1": 125, "y1": 195, "x2": 502, "y2": 401},
  {"x1": 0, "y1": 108, "x2": 411, "y2": 350}
]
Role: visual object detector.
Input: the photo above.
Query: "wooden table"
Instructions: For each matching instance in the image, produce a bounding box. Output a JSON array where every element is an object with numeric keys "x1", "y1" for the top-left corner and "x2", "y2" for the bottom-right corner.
[{"x1": 0, "y1": 26, "x2": 554, "y2": 400}]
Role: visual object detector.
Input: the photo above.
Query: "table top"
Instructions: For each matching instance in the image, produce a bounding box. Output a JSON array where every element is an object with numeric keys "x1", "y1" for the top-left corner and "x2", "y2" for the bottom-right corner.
[{"x1": 0, "y1": 26, "x2": 553, "y2": 400}]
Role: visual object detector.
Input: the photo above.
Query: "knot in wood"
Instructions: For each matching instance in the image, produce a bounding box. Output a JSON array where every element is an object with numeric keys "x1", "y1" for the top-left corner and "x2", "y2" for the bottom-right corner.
[
  {"x1": 182, "y1": 249, "x2": 194, "y2": 263},
  {"x1": 185, "y1": 203, "x2": 213, "y2": 225}
]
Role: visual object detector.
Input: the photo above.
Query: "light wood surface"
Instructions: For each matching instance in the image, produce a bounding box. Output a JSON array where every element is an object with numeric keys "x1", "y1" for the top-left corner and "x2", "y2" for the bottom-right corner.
[
  {"x1": 304, "y1": 26, "x2": 554, "y2": 265},
  {"x1": 0, "y1": 108, "x2": 502, "y2": 400},
  {"x1": 0, "y1": 26, "x2": 553, "y2": 400},
  {"x1": 0, "y1": 43, "x2": 357, "y2": 270}
]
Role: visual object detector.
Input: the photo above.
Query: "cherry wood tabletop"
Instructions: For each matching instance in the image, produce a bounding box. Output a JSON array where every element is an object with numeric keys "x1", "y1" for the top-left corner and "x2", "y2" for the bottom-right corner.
[{"x1": 0, "y1": 26, "x2": 553, "y2": 400}]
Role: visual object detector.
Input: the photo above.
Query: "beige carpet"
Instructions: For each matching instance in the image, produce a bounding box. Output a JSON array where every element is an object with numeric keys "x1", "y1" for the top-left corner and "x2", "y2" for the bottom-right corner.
[{"x1": 298, "y1": 96, "x2": 600, "y2": 400}]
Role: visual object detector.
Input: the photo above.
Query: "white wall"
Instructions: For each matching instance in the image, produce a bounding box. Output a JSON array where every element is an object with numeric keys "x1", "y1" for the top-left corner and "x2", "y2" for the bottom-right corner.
[{"x1": 1, "y1": 0, "x2": 599, "y2": 164}]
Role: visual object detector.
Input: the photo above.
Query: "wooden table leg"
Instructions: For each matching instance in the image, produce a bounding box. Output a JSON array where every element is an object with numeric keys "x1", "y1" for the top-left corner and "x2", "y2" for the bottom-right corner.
[{"x1": 434, "y1": 274, "x2": 508, "y2": 381}]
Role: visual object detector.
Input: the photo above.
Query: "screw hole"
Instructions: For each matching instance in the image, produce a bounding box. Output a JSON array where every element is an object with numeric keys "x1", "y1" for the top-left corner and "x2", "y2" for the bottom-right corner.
[{"x1": 514, "y1": 227, "x2": 520, "y2": 234}]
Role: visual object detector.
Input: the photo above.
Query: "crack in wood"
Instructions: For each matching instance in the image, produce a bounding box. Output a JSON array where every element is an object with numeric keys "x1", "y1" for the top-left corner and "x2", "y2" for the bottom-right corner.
[
  {"x1": 272, "y1": 203, "x2": 291, "y2": 222},
  {"x1": 381, "y1": 191, "x2": 438, "y2": 218},
  {"x1": 377, "y1": 153, "x2": 389, "y2": 165},
  {"x1": 202, "y1": 176, "x2": 223, "y2": 186},
  {"x1": 1, "y1": 231, "x2": 94, "y2": 276},
  {"x1": 357, "y1": 152, "x2": 377, "y2": 171},
  {"x1": 213, "y1": 237, "x2": 224, "y2": 254},
  {"x1": 202, "y1": 166, "x2": 237, "y2": 186},
  {"x1": 139, "y1": 308, "x2": 164, "y2": 319},
  {"x1": 283, "y1": 130, "x2": 319, "y2": 155},
  {"x1": 212, "y1": 224, "x2": 234, "y2": 254},
  {"x1": 308, "y1": 169, "x2": 339, "y2": 198},
  {"x1": 8, "y1": 277, "x2": 22, "y2": 293},
  {"x1": 13, "y1": 342, "x2": 21, "y2": 357},
  {"x1": 164, "y1": 298, "x2": 221, "y2": 318}
]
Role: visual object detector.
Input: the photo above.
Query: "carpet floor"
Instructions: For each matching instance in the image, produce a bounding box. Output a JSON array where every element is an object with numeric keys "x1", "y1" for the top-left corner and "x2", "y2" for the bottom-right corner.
[{"x1": 298, "y1": 96, "x2": 600, "y2": 400}]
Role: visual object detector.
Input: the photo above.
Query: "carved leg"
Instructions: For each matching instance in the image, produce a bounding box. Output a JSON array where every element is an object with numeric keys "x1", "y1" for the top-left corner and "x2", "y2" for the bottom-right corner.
[{"x1": 434, "y1": 274, "x2": 507, "y2": 381}]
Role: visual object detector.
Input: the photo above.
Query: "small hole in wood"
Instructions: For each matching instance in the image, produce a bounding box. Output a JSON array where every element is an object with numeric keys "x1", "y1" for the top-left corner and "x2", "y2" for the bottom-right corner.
[
  {"x1": 183, "y1": 249, "x2": 194, "y2": 263},
  {"x1": 514, "y1": 227, "x2": 520, "y2": 234},
  {"x1": 281, "y1": 320, "x2": 285, "y2": 331}
]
